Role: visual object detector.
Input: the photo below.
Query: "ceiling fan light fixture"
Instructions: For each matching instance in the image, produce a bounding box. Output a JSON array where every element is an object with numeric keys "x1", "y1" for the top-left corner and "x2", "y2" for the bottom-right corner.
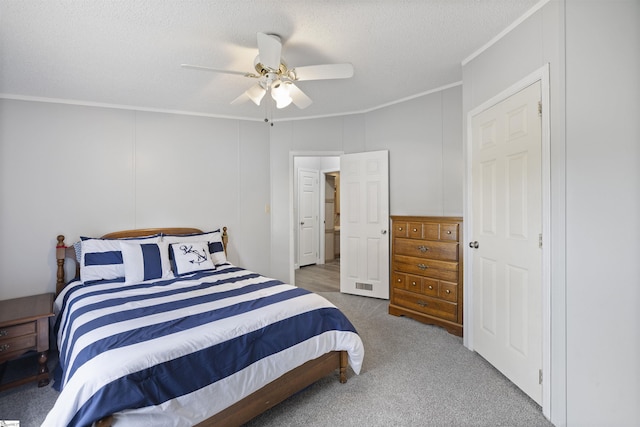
[{"x1": 271, "y1": 80, "x2": 292, "y2": 109}]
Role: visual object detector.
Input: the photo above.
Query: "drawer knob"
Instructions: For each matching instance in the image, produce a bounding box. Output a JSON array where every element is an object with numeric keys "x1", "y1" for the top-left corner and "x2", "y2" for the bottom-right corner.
[
  {"x1": 0, "y1": 329, "x2": 7, "y2": 337},
  {"x1": 0, "y1": 343, "x2": 10, "y2": 352},
  {"x1": 446, "y1": 289, "x2": 451, "y2": 294},
  {"x1": 411, "y1": 281, "x2": 417, "y2": 286},
  {"x1": 413, "y1": 228, "x2": 418, "y2": 232},
  {"x1": 447, "y1": 231, "x2": 452, "y2": 234},
  {"x1": 417, "y1": 301, "x2": 428, "y2": 307},
  {"x1": 398, "y1": 227, "x2": 403, "y2": 231},
  {"x1": 428, "y1": 285, "x2": 433, "y2": 290},
  {"x1": 397, "y1": 278, "x2": 402, "y2": 283},
  {"x1": 417, "y1": 263, "x2": 428, "y2": 270},
  {"x1": 417, "y1": 245, "x2": 429, "y2": 252}
]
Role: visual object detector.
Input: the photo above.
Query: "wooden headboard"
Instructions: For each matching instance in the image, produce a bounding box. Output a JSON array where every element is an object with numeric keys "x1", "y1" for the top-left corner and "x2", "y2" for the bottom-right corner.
[{"x1": 56, "y1": 227, "x2": 228, "y2": 295}]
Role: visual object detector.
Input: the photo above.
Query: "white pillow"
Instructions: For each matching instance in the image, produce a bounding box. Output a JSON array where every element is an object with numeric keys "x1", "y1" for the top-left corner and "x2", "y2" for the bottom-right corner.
[
  {"x1": 120, "y1": 241, "x2": 173, "y2": 284},
  {"x1": 169, "y1": 242, "x2": 216, "y2": 276},
  {"x1": 163, "y1": 229, "x2": 227, "y2": 265},
  {"x1": 80, "y1": 235, "x2": 161, "y2": 283}
]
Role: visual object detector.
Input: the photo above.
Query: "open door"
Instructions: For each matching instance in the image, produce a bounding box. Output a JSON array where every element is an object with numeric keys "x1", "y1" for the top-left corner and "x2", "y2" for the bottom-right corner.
[
  {"x1": 339, "y1": 150, "x2": 389, "y2": 299},
  {"x1": 298, "y1": 168, "x2": 319, "y2": 267}
]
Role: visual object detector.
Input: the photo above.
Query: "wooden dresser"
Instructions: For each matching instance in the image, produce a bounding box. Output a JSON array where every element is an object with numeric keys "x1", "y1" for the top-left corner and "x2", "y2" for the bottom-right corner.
[{"x1": 388, "y1": 216, "x2": 463, "y2": 336}]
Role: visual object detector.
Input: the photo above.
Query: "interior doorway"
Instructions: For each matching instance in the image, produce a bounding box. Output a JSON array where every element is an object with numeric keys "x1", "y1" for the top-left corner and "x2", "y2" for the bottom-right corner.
[
  {"x1": 323, "y1": 171, "x2": 340, "y2": 264},
  {"x1": 292, "y1": 155, "x2": 341, "y2": 282}
]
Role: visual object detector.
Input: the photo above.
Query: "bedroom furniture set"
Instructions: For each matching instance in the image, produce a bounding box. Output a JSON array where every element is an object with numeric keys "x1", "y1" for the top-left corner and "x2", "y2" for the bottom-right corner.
[
  {"x1": 41, "y1": 227, "x2": 363, "y2": 426},
  {"x1": 3, "y1": 215, "x2": 463, "y2": 425}
]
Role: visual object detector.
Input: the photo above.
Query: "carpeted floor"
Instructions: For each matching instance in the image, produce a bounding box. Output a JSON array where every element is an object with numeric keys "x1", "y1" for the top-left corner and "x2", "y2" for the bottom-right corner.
[{"x1": 0, "y1": 291, "x2": 553, "y2": 426}]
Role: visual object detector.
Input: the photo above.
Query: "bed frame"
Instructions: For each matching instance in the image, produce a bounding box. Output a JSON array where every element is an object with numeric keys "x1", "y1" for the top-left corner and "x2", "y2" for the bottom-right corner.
[{"x1": 55, "y1": 227, "x2": 348, "y2": 427}]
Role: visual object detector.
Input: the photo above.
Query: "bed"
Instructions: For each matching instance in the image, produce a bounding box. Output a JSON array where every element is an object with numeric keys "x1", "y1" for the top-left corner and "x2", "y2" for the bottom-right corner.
[{"x1": 45, "y1": 227, "x2": 364, "y2": 427}]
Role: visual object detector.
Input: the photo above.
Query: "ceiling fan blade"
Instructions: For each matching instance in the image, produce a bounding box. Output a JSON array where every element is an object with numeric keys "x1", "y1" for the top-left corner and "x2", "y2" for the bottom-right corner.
[
  {"x1": 256, "y1": 32, "x2": 282, "y2": 71},
  {"x1": 181, "y1": 64, "x2": 257, "y2": 78},
  {"x1": 292, "y1": 63, "x2": 354, "y2": 81},
  {"x1": 231, "y1": 83, "x2": 266, "y2": 106},
  {"x1": 288, "y1": 83, "x2": 313, "y2": 109}
]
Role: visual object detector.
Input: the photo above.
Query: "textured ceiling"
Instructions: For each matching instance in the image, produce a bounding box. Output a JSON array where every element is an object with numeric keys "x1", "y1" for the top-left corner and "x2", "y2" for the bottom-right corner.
[{"x1": 0, "y1": 0, "x2": 539, "y2": 122}]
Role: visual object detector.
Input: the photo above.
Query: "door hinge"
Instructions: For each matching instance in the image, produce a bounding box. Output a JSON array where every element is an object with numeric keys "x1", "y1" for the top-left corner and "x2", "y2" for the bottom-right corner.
[
  {"x1": 538, "y1": 233, "x2": 543, "y2": 249},
  {"x1": 539, "y1": 369, "x2": 543, "y2": 385},
  {"x1": 538, "y1": 101, "x2": 542, "y2": 117}
]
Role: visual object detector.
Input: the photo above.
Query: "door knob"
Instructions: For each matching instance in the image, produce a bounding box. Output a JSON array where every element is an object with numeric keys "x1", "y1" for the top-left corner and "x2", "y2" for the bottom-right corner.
[
  {"x1": 469, "y1": 241, "x2": 479, "y2": 249},
  {"x1": 381, "y1": 230, "x2": 387, "y2": 235},
  {"x1": 300, "y1": 221, "x2": 305, "y2": 225}
]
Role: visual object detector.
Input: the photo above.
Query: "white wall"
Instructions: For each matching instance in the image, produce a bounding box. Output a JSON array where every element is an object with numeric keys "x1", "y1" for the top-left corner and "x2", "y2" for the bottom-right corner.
[
  {"x1": 269, "y1": 85, "x2": 463, "y2": 284},
  {"x1": 564, "y1": 1, "x2": 639, "y2": 424},
  {"x1": 0, "y1": 99, "x2": 270, "y2": 299},
  {"x1": 463, "y1": 0, "x2": 640, "y2": 424}
]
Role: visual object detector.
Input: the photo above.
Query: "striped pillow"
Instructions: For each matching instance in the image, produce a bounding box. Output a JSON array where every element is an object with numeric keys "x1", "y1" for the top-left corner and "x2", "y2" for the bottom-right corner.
[
  {"x1": 120, "y1": 241, "x2": 173, "y2": 284},
  {"x1": 80, "y1": 235, "x2": 160, "y2": 283}
]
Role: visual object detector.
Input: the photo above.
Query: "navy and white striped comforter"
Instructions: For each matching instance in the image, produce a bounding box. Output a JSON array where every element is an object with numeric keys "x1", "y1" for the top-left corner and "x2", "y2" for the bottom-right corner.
[{"x1": 43, "y1": 264, "x2": 364, "y2": 427}]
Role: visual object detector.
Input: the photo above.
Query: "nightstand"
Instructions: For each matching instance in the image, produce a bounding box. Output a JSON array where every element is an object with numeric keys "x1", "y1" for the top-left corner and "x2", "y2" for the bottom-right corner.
[{"x1": 0, "y1": 293, "x2": 55, "y2": 391}]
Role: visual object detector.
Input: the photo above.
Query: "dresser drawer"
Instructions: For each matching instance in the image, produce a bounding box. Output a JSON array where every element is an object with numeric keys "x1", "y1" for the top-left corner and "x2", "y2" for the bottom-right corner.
[
  {"x1": 392, "y1": 222, "x2": 409, "y2": 238},
  {"x1": 422, "y1": 278, "x2": 439, "y2": 297},
  {"x1": 440, "y1": 224, "x2": 459, "y2": 241},
  {"x1": 393, "y1": 289, "x2": 458, "y2": 322},
  {"x1": 394, "y1": 238, "x2": 458, "y2": 261},
  {"x1": 393, "y1": 255, "x2": 458, "y2": 281},
  {"x1": 0, "y1": 321, "x2": 36, "y2": 339},
  {"x1": 392, "y1": 272, "x2": 406, "y2": 289},
  {"x1": 439, "y1": 281, "x2": 458, "y2": 302}
]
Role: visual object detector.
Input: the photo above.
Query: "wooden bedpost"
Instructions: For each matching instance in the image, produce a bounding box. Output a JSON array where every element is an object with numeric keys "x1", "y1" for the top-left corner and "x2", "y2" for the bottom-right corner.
[
  {"x1": 339, "y1": 350, "x2": 348, "y2": 383},
  {"x1": 56, "y1": 235, "x2": 67, "y2": 295},
  {"x1": 222, "y1": 226, "x2": 228, "y2": 255}
]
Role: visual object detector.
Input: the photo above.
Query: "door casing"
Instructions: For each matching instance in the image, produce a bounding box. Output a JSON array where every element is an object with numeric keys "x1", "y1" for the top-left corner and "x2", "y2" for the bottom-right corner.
[
  {"x1": 289, "y1": 151, "x2": 343, "y2": 285},
  {"x1": 464, "y1": 64, "x2": 551, "y2": 418}
]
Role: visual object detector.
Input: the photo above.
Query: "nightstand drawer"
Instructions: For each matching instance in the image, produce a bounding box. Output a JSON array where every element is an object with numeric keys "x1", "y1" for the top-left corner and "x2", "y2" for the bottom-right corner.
[
  {"x1": 0, "y1": 334, "x2": 37, "y2": 362},
  {"x1": 0, "y1": 322, "x2": 36, "y2": 340}
]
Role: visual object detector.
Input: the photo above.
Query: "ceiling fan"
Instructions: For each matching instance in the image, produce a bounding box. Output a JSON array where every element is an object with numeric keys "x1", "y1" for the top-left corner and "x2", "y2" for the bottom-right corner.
[{"x1": 181, "y1": 32, "x2": 354, "y2": 109}]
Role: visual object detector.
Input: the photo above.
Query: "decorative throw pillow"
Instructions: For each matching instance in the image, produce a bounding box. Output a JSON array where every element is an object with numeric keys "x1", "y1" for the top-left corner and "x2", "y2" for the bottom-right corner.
[
  {"x1": 169, "y1": 241, "x2": 216, "y2": 276},
  {"x1": 163, "y1": 229, "x2": 227, "y2": 265},
  {"x1": 120, "y1": 241, "x2": 173, "y2": 284},
  {"x1": 80, "y1": 235, "x2": 160, "y2": 283}
]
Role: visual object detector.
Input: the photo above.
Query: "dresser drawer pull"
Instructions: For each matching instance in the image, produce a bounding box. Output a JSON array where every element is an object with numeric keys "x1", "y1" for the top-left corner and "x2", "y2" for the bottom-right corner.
[
  {"x1": 428, "y1": 285, "x2": 433, "y2": 290},
  {"x1": 413, "y1": 228, "x2": 418, "y2": 232},
  {"x1": 417, "y1": 245, "x2": 429, "y2": 252},
  {"x1": 447, "y1": 231, "x2": 452, "y2": 234},
  {"x1": 0, "y1": 344, "x2": 10, "y2": 352},
  {"x1": 398, "y1": 227, "x2": 403, "y2": 231},
  {"x1": 396, "y1": 278, "x2": 402, "y2": 283},
  {"x1": 417, "y1": 263, "x2": 428, "y2": 270},
  {"x1": 411, "y1": 281, "x2": 418, "y2": 287},
  {"x1": 0, "y1": 330, "x2": 7, "y2": 337},
  {"x1": 445, "y1": 289, "x2": 451, "y2": 294},
  {"x1": 417, "y1": 301, "x2": 428, "y2": 307}
]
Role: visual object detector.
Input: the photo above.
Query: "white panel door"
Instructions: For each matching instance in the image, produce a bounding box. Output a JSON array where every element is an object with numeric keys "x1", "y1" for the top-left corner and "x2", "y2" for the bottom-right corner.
[
  {"x1": 298, "y1": 168, "x2": 319, "y2": 267},
  {"x1": 471, "y1": 81, "x2": 542, "y2": 404},
  {"x1": 340, "y1": 151, "x2": 389, "y2": 299}
]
